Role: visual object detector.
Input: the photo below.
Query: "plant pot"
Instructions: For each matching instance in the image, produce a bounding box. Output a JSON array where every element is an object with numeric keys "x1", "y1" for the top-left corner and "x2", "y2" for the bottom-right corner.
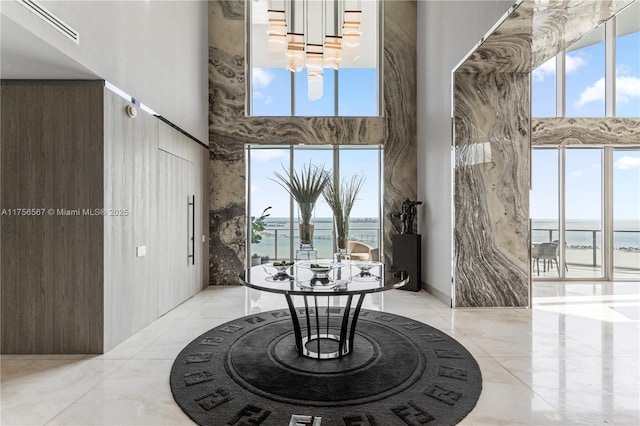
[
  {"x1": 297, "y1": 202, "x2": 316, "y2": 246},
  {"x1": 335, "y1": 216, "x2": 349, "y2": 251},
  {"x1": 251, "y1": 257, "x2": 261, "y2": 266}
]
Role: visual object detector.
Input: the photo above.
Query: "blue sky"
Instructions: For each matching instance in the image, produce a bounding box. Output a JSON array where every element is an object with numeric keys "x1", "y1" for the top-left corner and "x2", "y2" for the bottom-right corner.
[
  {"x1": 252, "y1": 67, "x2": 377, "y2": 116},
  {"x1": 531, "y1": 22, "x2": 639, "y2": 224},
  {"x1": 249, "y1": 147, "x2": 380, "y2": 219}
]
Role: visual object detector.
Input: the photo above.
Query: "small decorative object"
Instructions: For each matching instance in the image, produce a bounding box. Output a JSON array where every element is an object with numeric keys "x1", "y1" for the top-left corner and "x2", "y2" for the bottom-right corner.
[
  {"x1": 392, "y1": 198, "x2": 422, "y2": 234},
  {"x1": 251, "y1": 253, "x2": 261, "y2": 266},
  {"x1": 296, "y1": 260, "x2": 342, "y2": 280},
  {"x1": 322, "y1": 174, "x2": 365, "y2": 251},
  {"x1": 263, "y1": 261, "x2": 295, "y2": 281},
  {"x1": 271, "y1": 163, "x2": 330, "y2": 249},
  {"x1": 350, "y1": 260, "x2": 382, "y2": 281}
]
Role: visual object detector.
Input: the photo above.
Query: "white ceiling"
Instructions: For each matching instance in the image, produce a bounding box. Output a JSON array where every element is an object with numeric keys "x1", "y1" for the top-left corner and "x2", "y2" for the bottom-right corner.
[{"x1": 1, "y1": 14, "x2": 98, "y2": 79}]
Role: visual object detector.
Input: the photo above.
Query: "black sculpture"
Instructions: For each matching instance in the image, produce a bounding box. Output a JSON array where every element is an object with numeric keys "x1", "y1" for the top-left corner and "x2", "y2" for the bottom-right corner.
[{"x1": 392, "y1": 198, "x2": 422, "y2": 234}]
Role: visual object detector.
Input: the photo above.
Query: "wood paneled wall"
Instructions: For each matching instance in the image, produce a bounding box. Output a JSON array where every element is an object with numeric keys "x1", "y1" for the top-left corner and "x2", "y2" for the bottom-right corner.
[
  {"x1": 103, "y1": 91, "x2": 160, "y2": 351},
  {"x1": 1, "y1": 82, "x2": 105, "y2": 353},
  {"x1": 1, "y1": 82, "x2": 209, "y2": 354}
]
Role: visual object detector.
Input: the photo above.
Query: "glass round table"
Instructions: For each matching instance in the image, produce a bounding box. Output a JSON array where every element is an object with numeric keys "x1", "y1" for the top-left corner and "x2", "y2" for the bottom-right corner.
[{"x1": 239, "y1": 261, "x2": 409, "y2": 360}]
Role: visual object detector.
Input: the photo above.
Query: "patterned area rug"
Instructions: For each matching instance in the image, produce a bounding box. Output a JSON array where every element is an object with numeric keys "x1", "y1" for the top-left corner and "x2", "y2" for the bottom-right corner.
[{"x1": 170, "y1": 308, "x2": 482, "y2": 425}]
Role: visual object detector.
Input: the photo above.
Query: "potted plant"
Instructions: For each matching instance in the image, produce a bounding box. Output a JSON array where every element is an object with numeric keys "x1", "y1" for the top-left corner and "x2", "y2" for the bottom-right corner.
[
  {"x1": 322, "y1": 174, "x2": 365, "y2": 251},
  {"x1": 272, "y1": 163, "x2": 330, "y2": 248},
  {"x1": 250, "y1": 206, "x2": 271, "y2": 266}
]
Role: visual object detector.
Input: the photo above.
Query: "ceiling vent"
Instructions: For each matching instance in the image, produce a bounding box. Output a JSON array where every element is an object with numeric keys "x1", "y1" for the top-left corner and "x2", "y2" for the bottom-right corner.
[{"x1": 16, "y1": 0, "x2": 79, "y2": 44}]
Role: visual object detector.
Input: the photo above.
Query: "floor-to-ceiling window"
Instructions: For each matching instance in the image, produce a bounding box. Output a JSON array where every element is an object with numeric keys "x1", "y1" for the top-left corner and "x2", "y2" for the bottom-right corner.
[
  {"x1": 564, "y1": 148, "x2": 604, "y2": 278},
  {"x1": 531, "y1": 146, "x2": 640, "y2": 280},
  {"x1": 613, "y1": 149, "x2": 640, "y2": 279},
  {"x1": 247, "y1": 145, "x2": 383, "y2": 262}
]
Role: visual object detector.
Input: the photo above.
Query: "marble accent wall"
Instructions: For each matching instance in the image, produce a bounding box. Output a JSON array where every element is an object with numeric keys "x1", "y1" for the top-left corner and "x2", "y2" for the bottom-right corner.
[
  {"x1": 209, "y1": 1, "x2": 417, "y2": 284},
  {"x1": 451, "y1": 0, "x2": 635, "y2": 308},
  {"x1": 533, "y1": 118, "x2": 640, "y2": 145},
  {"x1": 453, "y1": 73, "x2": 531, "y2": 307}
]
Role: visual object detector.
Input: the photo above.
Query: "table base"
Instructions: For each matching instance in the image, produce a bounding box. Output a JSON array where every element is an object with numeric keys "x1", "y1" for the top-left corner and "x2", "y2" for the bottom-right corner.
[{"x1": 284, "y1": 293, "x2": 365, "y2": 360}]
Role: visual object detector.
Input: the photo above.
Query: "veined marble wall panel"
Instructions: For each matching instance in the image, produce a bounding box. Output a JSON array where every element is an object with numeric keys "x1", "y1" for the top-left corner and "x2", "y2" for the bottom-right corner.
[
  {"x1": 457, "y1": 0, "x2": 635, "y2": 73},
  {"x1": 532, "y1": 118, "x2": 640, "y2": 145},
  {"x1": 209, "y1": 1, "x2": 417, "y2": 284},
  {"x1": 531, "y1": 0, "x2": 635, "y2": 68},
  {"x1": 453, "y1": 72, "x2": 530, "y2": 307},
  {"x1": 457, "y1": 1, "x2": 533, "y2": 74}
]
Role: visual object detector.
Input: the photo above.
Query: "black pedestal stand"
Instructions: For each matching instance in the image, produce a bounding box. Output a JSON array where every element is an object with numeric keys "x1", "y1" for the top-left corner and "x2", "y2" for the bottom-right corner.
[{"x1": 392, "y1": 234, "x2": 422, "y2": 292}]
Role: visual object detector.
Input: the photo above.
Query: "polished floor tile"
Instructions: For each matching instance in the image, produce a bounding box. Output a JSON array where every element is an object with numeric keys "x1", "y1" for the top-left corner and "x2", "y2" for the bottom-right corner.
[{"x1": 1, "y1": 281, "x2": 638, "y2": 425}]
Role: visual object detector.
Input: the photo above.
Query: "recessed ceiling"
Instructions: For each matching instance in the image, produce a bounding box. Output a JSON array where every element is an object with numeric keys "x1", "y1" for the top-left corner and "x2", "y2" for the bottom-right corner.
[{"x1": 1, "y1": 14, "x2": 98, "y2": 79}]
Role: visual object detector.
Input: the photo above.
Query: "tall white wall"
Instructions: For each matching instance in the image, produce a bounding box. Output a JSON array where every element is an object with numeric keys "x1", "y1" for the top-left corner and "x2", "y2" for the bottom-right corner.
[
  {"x1": 416, "y1": 0, "x2": 513, "y2": 303},
  {"x1": 0, "y1": 1, "x2": 208, "y2": 143}
]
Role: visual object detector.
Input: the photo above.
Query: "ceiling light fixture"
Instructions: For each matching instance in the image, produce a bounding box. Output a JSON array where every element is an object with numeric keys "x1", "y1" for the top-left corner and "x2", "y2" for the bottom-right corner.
[{"x1": 266, "y1": 0, "x2": 362, "y2": 100}]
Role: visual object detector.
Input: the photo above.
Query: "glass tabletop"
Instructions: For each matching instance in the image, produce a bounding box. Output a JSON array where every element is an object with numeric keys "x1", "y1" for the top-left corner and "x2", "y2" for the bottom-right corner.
[{"x1": 239, "y1": 261, "x2": 409, "y2": 296}]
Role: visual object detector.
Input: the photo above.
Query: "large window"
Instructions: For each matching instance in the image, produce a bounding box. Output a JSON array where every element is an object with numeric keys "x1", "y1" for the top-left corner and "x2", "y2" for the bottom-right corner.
[
  {"x1": 616, "y1": 1, "x2": 640, "y2": 117},
  {"x1": 613, "y1": 149, "x2": 640, "y2": 279},
  {"x1": 532, "y1": 2, "x2": 640, "y2": 118},
  {"x1": 247, "y1": 145, "x2": 383, "y2": 262},
  {"x1": 564, "y1": 148, "x2": 603, "y2": 277},
  {"x1": 248, "y1": 0, "x2": 381, "y2": 117},
  {"x1": 565, "y1": 26, "x2": 606, "y2": 117},
  {"x1": 531, "y1": 57, "x2": 556, "y2": 117},
  {"x1": 531, "y1": 147, "x2": 640, "y2": 280}
]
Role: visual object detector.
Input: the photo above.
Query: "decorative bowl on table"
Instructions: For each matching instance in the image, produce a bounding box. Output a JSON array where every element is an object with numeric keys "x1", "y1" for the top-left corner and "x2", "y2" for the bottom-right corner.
[
  {"x1": 350, "y1": 261, "x2": 383, "y2": 281},
  {"x1": 297, "y1": 260, "x2": 341, "y2": 280},
  {"x1": 262, "y1": 261, "x2": 295, "y2": 281}
]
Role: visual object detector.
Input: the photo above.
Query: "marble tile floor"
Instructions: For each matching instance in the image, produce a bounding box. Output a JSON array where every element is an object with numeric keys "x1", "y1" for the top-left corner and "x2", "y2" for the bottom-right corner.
[{"x1": 1, "y1": 281, "x2": 639, "y2": 425}]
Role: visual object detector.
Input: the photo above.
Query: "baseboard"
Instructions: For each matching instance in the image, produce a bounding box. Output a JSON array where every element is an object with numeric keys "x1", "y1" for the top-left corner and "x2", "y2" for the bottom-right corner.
[{"x1": 422, "y1": 281, "x2": 452, "y2": 307}]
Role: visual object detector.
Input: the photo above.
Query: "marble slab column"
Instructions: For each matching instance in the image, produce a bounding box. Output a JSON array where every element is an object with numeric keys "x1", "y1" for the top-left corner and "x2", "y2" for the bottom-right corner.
[{"x1": 453, "y1": 72, "x2": 531, "y2": 307}]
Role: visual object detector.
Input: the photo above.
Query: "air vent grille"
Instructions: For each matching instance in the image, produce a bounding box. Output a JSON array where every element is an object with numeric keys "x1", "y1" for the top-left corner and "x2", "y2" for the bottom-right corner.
[{"x1": 16, "y1": 0, "x2": 80, "y2": 44}]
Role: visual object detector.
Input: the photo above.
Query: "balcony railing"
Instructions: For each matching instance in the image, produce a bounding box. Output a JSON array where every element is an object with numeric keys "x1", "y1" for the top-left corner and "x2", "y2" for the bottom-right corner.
[
  {"x1": 532, "y1": 227, "x2": 640, "y2": 272},
  {"x1": 252, "y1": 226, "x2": 379, "y2": 261}
]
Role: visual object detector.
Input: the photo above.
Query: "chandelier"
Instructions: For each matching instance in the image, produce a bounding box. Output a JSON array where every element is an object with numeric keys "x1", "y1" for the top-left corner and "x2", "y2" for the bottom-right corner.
[{"x1": 266, "y1": 0, "x2": 362, "y2": 100}]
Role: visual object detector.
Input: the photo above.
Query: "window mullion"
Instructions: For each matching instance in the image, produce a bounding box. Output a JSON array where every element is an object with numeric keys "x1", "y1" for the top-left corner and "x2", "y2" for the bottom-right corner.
[
  {"x1": 556, "y1": 53, "x2": 565, "y2": 117},
  {"x1": 605, "y1": 18, "x2": 616, "y2": 117}
]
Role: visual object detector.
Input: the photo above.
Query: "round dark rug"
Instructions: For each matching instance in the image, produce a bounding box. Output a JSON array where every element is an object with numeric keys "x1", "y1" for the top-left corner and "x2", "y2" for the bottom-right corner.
[{"x1": 170, "y1": 308, "x2": 482, "y2": 425}]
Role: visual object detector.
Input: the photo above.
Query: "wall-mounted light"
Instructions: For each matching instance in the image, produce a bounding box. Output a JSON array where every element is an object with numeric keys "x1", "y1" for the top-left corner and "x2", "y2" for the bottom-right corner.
[{"x1": 125, "y1": 104, "x2": 137, "y2": 118}]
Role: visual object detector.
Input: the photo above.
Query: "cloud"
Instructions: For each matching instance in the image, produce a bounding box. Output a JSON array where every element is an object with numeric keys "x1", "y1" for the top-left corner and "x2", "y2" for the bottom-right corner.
[
  {"x1": 532, "y1": 57, "x2": 555, "y2": 82},
  {"x1": 532, "y1": 54, "x2": 586, "y2": 83},
  {"x1": 253, "y1": 91, "x2": 272, "y2": 105},
  {"x1": 575, "y1": 77, "x2": 605, "y2": 108},
  {"x1": 614, "y1": 156, "x2": 640, "y2": 170},
  {"x1": 574, "y1": 72, "x2": 640, "y2": 109},
  {"x1": 565, "y1": 54, "x2": 586, "y2": 74},
  {"x1": 616, "y1": 75, "x2": 640, "y2": 104},
  {"x1": 251, "y1": 149, "x2": 287, "y2": 162},
  {"x1": 250, "y1": 184, "x2": 259, "y2": 193},
  {"x1": 252, "y1": 68, "x2": 275, "y2": 89},
  {"x1": 570, "y1": 170, "x2": 583, "y2": 177}
]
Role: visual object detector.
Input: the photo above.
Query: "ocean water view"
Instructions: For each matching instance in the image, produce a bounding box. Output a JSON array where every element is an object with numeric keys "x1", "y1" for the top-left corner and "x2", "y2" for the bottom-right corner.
[
  {"x1": 253, "y1": 218, "x2": 640, "y2": 261},
  {"x1": 251, "y1": 217, "x2": 380, "y2": 260}
]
